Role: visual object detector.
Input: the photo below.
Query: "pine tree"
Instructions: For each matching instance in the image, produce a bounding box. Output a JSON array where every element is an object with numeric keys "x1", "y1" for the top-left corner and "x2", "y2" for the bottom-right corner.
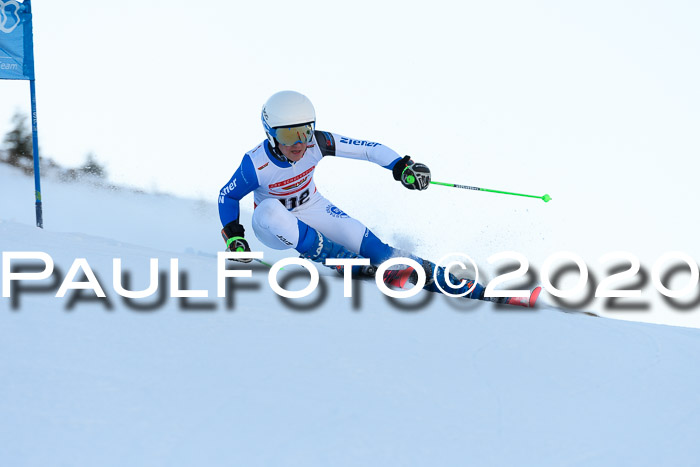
[
  {"x1": 80, "y1": 152, "x2": 106, "y2": 178},
  {"x1": 3, "y1": 112, "x2": 33, "y2": 167}
]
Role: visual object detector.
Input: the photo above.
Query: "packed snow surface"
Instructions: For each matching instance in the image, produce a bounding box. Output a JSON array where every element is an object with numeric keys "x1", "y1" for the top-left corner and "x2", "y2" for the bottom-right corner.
[{"x1": 2, "y1": 164, "x2": 700, "y2": 466}]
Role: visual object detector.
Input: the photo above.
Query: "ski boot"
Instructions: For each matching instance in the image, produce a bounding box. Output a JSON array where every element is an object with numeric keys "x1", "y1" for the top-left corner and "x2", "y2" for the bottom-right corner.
[
  {"x1": 402, "y1": 258, "x2": 485, "y2": 299},
  {"x1": 403, "y1": 259, "x2": 542, "y2": 307}
]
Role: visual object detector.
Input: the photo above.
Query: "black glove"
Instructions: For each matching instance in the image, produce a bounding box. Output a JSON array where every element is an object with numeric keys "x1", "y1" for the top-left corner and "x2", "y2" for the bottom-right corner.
[
  {"x1": 221, "y1": 221, "x2": 252, "y2": 263},
  {"x1": 392, "y1": 155, "x2": 431, "y2": 191}
]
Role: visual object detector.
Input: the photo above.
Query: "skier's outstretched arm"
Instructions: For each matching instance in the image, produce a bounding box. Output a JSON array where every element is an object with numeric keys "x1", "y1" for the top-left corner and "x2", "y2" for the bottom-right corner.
[
  {"x1": 218, "y1": 154, "x2": 259, "y2": 262},
  {"x1": 315, "y1": 131, "x2": 431, "y2": 190}
]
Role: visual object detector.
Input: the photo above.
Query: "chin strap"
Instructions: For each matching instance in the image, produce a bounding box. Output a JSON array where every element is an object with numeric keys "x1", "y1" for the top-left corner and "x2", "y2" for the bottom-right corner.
[{"x1": 268, "y1": 140, "x2": 294, "y2": 164}]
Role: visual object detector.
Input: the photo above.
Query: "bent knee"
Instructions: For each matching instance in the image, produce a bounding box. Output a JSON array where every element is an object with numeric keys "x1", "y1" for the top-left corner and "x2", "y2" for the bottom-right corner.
[{"x1": 253, "y1": 199, "x2": 290, "y2": 229}]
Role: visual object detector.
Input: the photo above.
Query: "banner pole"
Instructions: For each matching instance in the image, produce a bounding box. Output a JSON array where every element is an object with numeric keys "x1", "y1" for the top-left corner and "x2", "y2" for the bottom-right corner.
[{"x1": 30, "y1": 79, "x2": 43, "y2": 228}]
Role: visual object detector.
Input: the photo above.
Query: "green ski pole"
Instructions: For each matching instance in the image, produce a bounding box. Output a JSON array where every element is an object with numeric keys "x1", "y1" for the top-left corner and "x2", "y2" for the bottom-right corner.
[
  {"x1": 253, "y1": 258, "x2": 274, "y2": 268},
  {"x1": 429, "y1": 180, "x2": 552, "y2": 203}
]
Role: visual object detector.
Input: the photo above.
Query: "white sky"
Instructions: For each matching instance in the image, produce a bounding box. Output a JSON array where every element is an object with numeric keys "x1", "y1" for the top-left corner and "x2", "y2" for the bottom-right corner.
[
  {"x1": 2, "y1": 0, "x2": 700, "y2": 323},
  {"x1": 1, "y1": 0, "x2": 697, "y2": 198}
]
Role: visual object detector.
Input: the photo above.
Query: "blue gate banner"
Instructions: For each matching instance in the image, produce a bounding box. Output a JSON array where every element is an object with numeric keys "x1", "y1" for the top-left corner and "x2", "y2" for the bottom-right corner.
[{"x1": 0, "y1": 0, "x2": 34, "y2": 80}]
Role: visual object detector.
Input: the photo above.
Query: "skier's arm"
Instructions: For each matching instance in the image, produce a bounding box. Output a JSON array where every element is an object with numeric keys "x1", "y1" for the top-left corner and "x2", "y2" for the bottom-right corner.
[
  {"x1": 315, "y1": 131, "x2": 431, "y2": 190},
  {"x1": 218, "y1": 155, "x2": 259, "y2": 259},
  {"x1": 315, "y1": 130, "x2": 403, "y2": 168}
]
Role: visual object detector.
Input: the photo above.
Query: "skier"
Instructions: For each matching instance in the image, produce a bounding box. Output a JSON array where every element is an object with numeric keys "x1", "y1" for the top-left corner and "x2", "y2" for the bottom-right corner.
[{"x1": 218, "y1": 90, "x2": 539, "y2": 307}]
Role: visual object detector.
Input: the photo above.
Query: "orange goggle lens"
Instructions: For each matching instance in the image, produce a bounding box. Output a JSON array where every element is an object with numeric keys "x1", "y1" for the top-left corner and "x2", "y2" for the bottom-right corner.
[{"x1": 272, "y1": 123, "x2": 314, "y2": 146}]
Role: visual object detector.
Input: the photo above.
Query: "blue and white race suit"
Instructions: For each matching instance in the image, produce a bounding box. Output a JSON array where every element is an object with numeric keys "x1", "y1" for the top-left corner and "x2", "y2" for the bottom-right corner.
[
  {"x1": 218, "y1": 131, "x2": 402, "y2": 259},
  {"x1": 218, "y1": 131, "x2": 488, "y2": 300}
]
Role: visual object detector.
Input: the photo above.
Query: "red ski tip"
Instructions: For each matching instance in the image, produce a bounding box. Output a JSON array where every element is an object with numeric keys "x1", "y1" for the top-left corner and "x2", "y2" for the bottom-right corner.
[
  {"x1": 503, "y1": 286, "x2": 542, "y2": 308},
  {"x1": 528, "y1": 286, "x2": 542, "y2": 308}
]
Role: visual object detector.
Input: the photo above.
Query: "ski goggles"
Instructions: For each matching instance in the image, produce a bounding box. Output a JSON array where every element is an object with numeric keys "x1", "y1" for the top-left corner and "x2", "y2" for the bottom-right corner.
[{"x1": 271, "y1": 122, "x2": 315, "y2": 146}]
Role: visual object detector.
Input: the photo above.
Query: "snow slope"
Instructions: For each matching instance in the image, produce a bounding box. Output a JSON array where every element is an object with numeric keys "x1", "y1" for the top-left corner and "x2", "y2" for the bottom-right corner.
[{"x1": 2, "y1": 164, "x2": 700, "y2": 466}]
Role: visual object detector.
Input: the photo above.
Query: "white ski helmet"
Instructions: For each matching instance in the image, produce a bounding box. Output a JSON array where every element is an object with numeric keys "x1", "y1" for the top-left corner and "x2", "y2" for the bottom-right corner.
[{"x1": 261, "y1": 90, "x2": 316, "y2": 148}]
